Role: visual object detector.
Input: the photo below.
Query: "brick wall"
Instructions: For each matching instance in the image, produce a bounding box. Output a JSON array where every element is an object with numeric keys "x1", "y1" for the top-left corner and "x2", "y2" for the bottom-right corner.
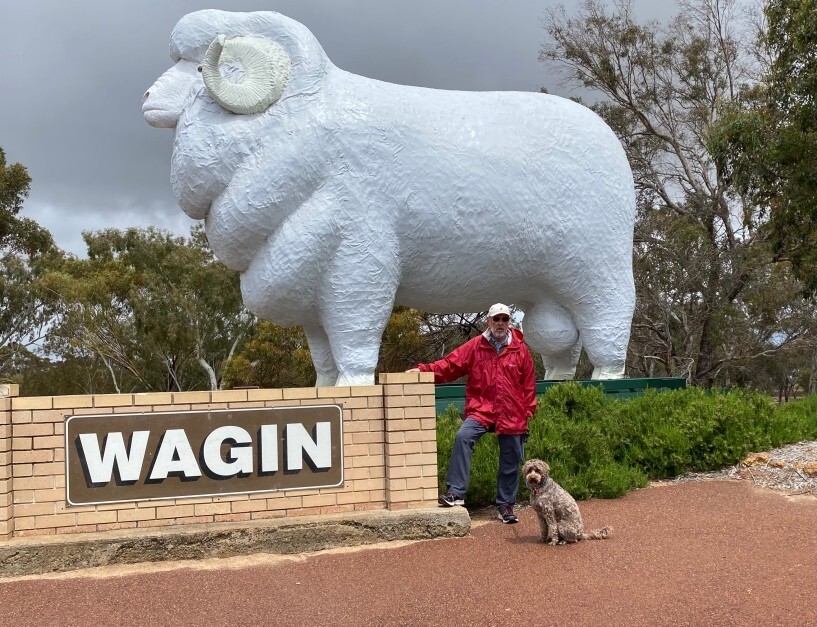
[
  {"x1": 0, "y1": 374, "x2": 437, "y2": 540},
  {"x1": 0, "y1": 387, "x2": 13, "y2": 539}
]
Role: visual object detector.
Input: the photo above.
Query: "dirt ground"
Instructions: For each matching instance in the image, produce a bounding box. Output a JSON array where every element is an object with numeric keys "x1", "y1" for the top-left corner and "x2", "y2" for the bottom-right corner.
[{"x1": 0, "y1": 480, "x2": 814, "y2": 627}]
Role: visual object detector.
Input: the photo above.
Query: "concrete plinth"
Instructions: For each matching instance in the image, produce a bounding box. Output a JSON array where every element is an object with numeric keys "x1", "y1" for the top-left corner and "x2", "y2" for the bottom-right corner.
[{"x1": 0, "y1": 507, "x2": 470, "y2": 578}]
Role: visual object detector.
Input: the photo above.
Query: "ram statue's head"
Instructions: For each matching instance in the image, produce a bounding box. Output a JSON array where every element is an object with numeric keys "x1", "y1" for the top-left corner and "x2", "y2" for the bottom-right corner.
[
  {"x1": 143, "y1": 10, "x2": 326, "y2": 128},
  {"x1": 143, "y1": 37, "x2": 289, "y2": 127}
]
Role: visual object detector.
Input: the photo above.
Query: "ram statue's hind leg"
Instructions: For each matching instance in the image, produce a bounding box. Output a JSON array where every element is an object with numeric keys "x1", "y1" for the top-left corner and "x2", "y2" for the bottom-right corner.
[
  {"x1": 304, "y1": 325, "x2": 338, "y2": 387},
  {"x1": 327, "y1": 294, "x2": 393, "y2": 386},
  {"x1": 574, "y1": 304, "x2": 633, "y2": 380},
  {"x1": 523, "y1": 301, "x2": 581, "y2": 380},
  {"x1": 329, "y1": 315, "x2": 392, "y2": 386},
  {"x1": 328, "y1": 320, "x2": 386, "y2": 386}
]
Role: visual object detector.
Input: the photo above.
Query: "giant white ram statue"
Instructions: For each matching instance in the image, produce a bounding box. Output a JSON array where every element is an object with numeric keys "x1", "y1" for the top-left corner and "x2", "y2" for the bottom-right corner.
[{"x1": 143, "y1": 10, "x2": 636, "y2": 386}]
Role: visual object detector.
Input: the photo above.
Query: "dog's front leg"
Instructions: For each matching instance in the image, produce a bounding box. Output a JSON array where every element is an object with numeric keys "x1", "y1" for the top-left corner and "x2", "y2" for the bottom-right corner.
[
  {"x1": 536, "y1": 511, "x2": 549, "y2": 542},
  {"x1": 544, "y1": 511, "x2": 559, "y2": 545}
]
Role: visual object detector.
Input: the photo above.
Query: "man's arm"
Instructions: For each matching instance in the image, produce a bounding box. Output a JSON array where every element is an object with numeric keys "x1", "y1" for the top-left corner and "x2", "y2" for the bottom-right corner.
[
  {"x1": 407, "y1": 340, "x2": 474, "y2": 384},
  {"x1": 522, "y1": 346, "x2": 537, "y2": 418}
]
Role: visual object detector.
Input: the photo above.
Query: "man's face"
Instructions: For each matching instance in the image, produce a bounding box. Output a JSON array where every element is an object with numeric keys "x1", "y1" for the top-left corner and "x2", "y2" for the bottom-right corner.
[{"x1": 489, "y1": 313, "x2": 510, "y2": 340}]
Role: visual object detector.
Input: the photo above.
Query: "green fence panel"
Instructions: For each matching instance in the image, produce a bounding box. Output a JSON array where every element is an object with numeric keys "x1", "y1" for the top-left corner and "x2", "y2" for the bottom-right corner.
[{"x1": 434, "y1": 377, "x2": 687, "y2": 415}]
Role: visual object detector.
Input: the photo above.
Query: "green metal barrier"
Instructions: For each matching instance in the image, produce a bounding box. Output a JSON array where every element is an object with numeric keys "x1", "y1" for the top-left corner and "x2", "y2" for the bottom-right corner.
[{"x1": 434, "y1": 377, "x2": 687, "y2": 415}]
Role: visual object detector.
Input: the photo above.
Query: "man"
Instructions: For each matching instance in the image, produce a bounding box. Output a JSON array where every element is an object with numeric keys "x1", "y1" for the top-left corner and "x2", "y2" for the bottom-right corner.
[{"x1": 408, "y1": 303, "x2": 536, "y2": 523}]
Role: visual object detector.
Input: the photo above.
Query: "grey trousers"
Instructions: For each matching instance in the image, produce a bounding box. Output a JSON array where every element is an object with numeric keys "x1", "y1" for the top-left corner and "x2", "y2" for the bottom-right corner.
[{"x1": 446, "y1": 417, "x2": 525, "y2": 506}]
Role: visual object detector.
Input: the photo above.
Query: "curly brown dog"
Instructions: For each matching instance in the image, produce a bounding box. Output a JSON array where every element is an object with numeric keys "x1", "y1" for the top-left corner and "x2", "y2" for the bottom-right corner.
[{"x1": 523, "y1": 459, "x2": 612, "y2": 545}]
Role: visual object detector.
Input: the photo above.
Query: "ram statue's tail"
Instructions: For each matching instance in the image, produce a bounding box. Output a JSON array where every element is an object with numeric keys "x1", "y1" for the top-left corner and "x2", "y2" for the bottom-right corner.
[{"x1": 581, "y1": 526, "x2": 612, "y2": 540}]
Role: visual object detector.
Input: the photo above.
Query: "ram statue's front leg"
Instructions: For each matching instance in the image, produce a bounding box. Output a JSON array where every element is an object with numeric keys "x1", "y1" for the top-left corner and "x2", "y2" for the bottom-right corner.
[{"x1": 319, "y1": 224, "x2": 400, "y2": 387}]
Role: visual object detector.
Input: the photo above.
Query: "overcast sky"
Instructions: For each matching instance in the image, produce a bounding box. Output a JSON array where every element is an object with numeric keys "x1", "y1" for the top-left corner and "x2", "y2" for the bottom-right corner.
[{"x1": 1, "y1": 1, "x2": 674, "y2": 256}]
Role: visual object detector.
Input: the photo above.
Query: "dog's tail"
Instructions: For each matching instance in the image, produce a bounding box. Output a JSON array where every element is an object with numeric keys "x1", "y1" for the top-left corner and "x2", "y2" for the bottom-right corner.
[{"x1": 581, "y1": 526, "x2": 612, "y2": 540}]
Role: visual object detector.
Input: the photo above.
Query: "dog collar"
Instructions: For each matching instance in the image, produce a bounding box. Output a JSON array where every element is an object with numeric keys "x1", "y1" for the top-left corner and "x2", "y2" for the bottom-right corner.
[{"x1": 528, "y1": 477, "x2": 548, "y2": 496}]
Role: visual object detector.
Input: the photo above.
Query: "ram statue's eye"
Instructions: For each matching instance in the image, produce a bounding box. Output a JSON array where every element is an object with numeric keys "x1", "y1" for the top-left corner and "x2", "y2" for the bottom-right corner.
[{"x1": 197, "y1": 66, "x2": 202, "y2": 72}]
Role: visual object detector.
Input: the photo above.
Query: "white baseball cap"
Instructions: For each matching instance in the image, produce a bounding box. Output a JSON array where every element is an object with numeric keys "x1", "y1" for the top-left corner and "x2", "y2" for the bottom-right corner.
[{"x1": 487, "y1": 303, "x2": 511, "y2": 318}]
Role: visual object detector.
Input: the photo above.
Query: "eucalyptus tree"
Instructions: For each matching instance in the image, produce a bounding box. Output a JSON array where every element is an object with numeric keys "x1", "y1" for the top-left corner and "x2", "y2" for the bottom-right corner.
[
  {"x1": 708, "y1": 0, "x2": 817, "y2": 391},
  {"x1": 0, "y1": 147, "x2": 52, "y2": 256},
  {"x1": 0, "y1": 250, "x2": 62, "y2": 383},
  {"x1": 42, "y1": 226, "x2": 253, "y2": 392},
  {"x1": 221, "y1": 321, "x2": 314, "y2": 389},
  {"x1": 541, "y1": 0, "x2": 806, "y2": 385},
  {"x1": 710, "y1": 0, "x2": 817, "y2": 292},
  {"x1": 0, "y1": 147, "x2": 60, "y2": 384}
]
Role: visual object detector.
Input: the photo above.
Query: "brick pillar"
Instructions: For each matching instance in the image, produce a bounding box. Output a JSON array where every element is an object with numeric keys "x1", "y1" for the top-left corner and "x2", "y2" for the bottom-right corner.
[
  {"x1": 0, "y1": 384, "x2": 18, "y2": 539},
  {"x1": 379, "y1": 372, "x2": 439, "y2": 510}
]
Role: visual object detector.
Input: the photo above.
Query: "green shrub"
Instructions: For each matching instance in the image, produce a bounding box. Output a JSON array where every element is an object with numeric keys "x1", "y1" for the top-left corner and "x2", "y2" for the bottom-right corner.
[
  {"x1": 767, "y1": 394, "x2": 817, "y2": 444},
  {"x1": 435, "y1": 384, "x2": 817, "y2": 507}
]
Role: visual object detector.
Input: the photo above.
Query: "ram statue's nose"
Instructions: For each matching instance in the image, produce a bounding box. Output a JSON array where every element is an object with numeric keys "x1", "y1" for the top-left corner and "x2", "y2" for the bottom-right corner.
[
  {"x1": 142, "y1": 60, "x2": 200, "y2": 129},
  {"x1": 142, "y1": 82, "x2": 180, "y2": 129}
]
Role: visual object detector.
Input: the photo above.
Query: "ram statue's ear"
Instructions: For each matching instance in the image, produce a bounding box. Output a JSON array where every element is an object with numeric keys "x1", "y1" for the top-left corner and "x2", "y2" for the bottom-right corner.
[{"x1": 201, "y1": 34, "x2": 291, "y2": 114}]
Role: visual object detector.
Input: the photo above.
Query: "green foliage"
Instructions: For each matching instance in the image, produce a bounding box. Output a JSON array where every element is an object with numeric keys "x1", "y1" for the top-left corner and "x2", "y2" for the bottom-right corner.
[
  {"x1": 436, "y1": 383, "x2": 817, "y2": 506},
  {"x1": 0, "y1": 146, "x2": 60, "y2": 386},
  {"x1": 0, "y1": 147, "x2": 52, "y2": 256},
  {"x1": 40, "y1": 226, "x2": 252, "y2": 392},
  {"x1": 377, "y1": 306, "x2": 428, "y2": 375},
  {"x1": 613, "y1": 388, "x2": 775, "y2": 474},
  {"x1": 222, "y1": 321, "x2": 314, "y2": 389},
  {"x1": 525, "y1": 384, "x2": 648, "y2": 499},
  {"x1": 767, "y1": 393, "x2": 817, "y2": 443},
  {"x1": 1, "y1": 247, "x2": 63, "y2": 384},
  {"x1": 709, "y1": 0, "x2": 817, "y2": 292},
  {"x1": 17, "y1": 353, "x2": 114, "y2": 396}
]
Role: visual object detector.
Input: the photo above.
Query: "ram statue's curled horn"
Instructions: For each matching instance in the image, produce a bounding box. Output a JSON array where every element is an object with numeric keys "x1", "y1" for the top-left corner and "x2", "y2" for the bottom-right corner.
[{"x1": 201, "y1": 35, "x2": 291, "y2": 114}]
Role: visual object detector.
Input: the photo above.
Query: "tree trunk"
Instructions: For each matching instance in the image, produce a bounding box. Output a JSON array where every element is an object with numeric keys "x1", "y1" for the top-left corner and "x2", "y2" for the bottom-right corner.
[
  {"x1": 198, "y1": 357, "x2": 219, "y2": 391},
  {"x1": 810, "y1": 344, "x2": 817, "y2": 395},
  {"x1": 693, "y1": 216, "x2": 722, "y2": 388},
  {"x1": 695, "y1": 316, "x2": 719, "y2": 388},
  {"x1": 99, "y1": 353, "x2": 121, "y2": 394}
]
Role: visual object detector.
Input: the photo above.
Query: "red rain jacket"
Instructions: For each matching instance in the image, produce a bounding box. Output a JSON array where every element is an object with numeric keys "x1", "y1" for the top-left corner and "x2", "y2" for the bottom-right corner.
[{"x1": 418, "y1": 328, "x2": 536, "y2": 435}]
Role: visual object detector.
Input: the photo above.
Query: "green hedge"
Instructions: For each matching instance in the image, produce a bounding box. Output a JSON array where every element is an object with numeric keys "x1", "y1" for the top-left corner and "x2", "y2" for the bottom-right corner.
[{"x1": 436, "y1": 383, "x2": 817, "y2": 506}]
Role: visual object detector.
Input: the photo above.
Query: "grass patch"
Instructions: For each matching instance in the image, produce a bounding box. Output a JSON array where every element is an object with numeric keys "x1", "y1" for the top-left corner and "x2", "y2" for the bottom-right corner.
[{"x1": 436, "y1": 383, "x2": 817, "y2": 506}]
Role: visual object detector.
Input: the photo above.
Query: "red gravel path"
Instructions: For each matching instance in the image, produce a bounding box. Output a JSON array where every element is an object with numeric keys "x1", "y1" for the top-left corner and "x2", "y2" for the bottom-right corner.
[{"x1": 0, "y1": 481, "x2": 814, "y2": 627}]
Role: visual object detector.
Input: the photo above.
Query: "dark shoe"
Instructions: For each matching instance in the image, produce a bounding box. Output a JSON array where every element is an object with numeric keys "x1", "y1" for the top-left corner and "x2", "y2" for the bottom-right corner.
[
  {"x1": 497, "y1": 504, "x2": 518, "y2": 524},
  {"x1": 438, "y1": 492, "x2": 465, "y2": 507}
]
